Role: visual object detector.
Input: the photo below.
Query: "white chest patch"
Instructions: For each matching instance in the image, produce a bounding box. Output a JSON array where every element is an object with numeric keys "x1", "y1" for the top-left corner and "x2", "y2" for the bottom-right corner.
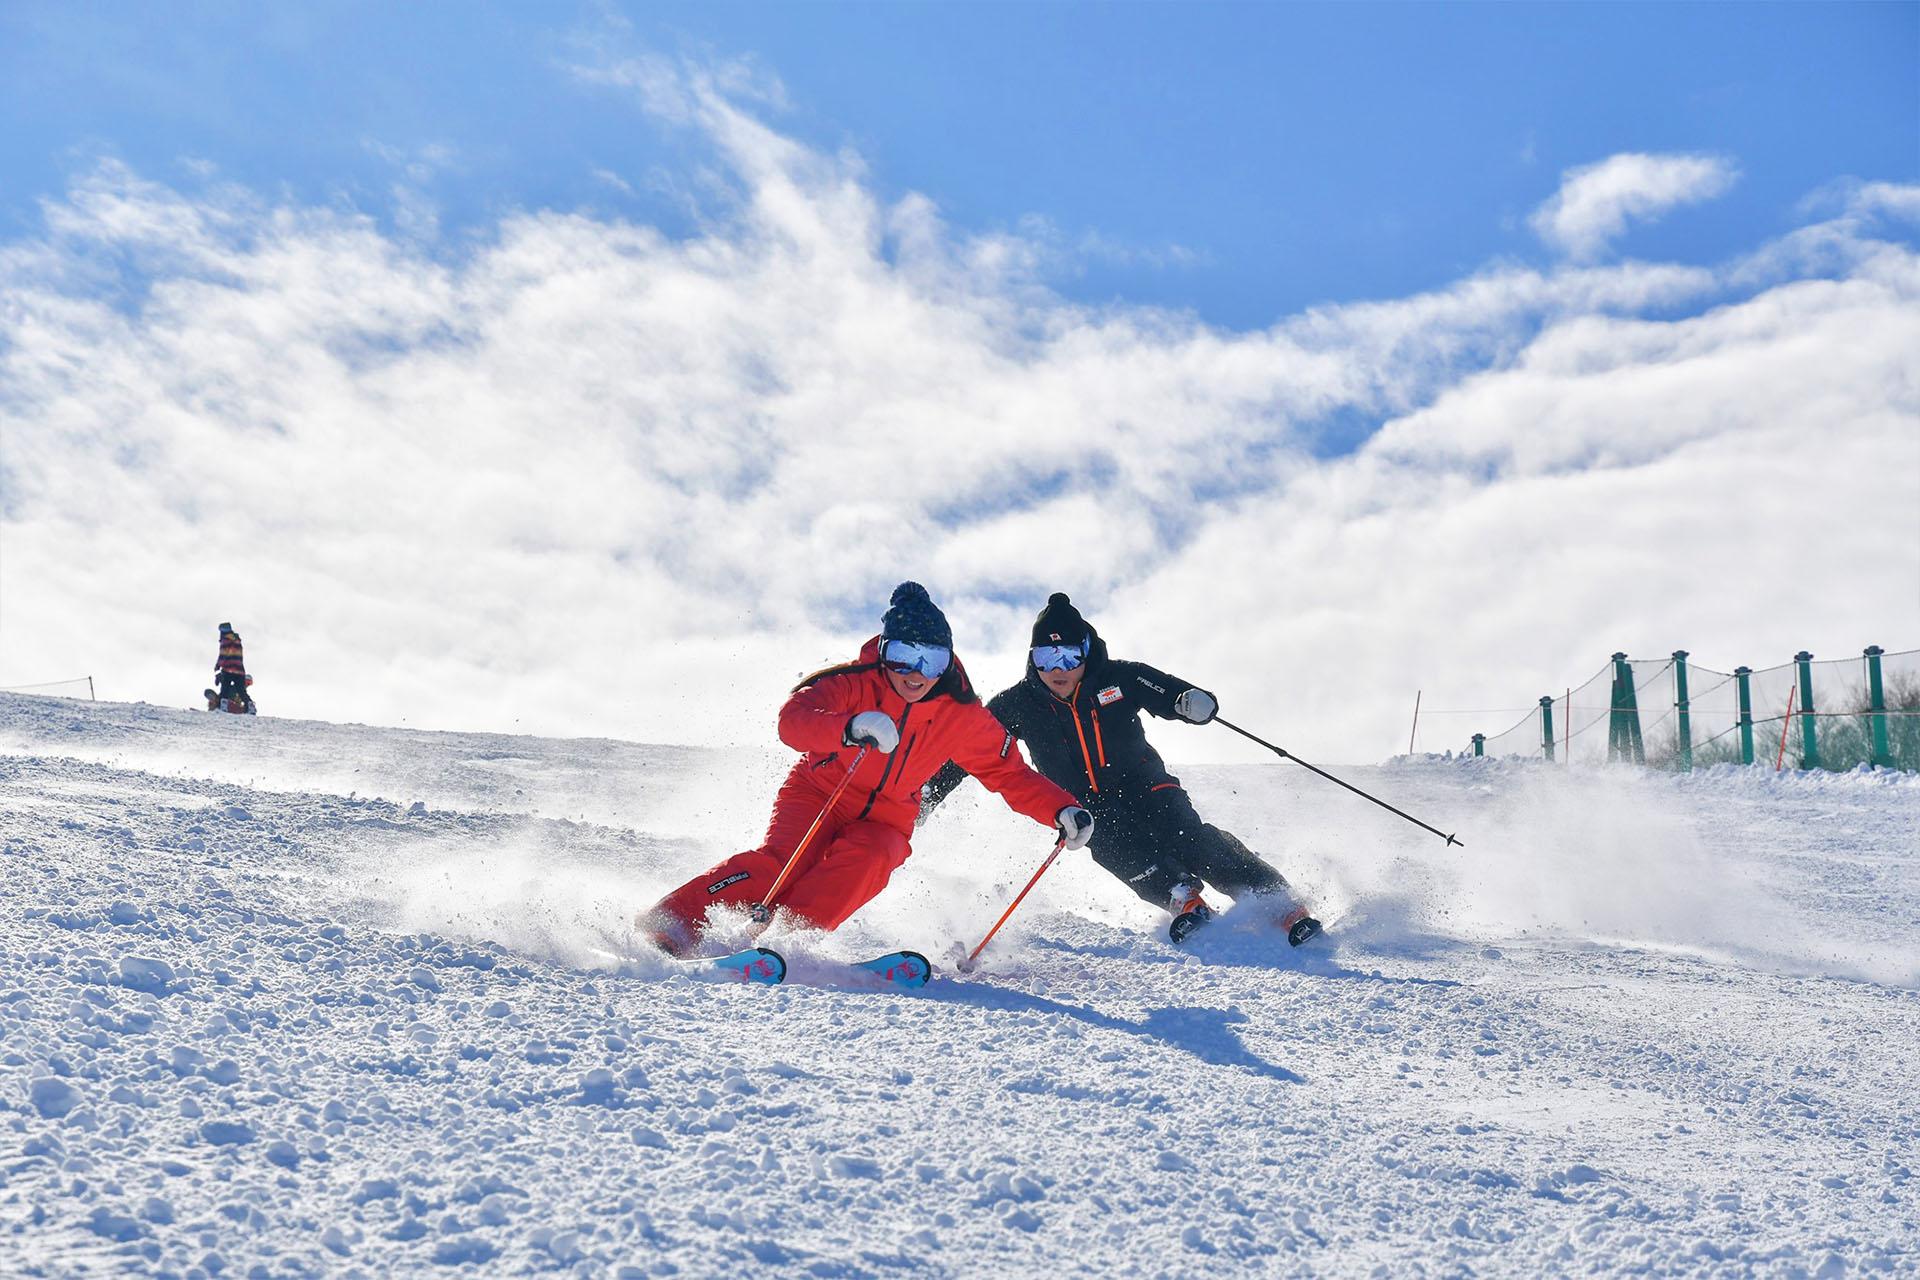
[{"x1": 1097, "y1": 686, "x2": 1123, "y2": 706}]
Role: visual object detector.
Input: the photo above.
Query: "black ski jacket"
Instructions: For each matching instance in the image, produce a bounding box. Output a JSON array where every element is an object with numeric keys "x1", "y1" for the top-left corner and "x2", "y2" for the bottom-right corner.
[{"x1": 924, "y1": 626, "x2": 1211, "y2": 814}]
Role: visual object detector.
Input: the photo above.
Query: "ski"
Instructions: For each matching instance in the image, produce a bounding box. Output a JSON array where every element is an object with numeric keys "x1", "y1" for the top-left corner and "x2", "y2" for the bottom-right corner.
[
  {"x1": 674, "y1": 946, "x2": 787, "y2": 985},
  {"x1": 847, "y1": 950, "x2": 932, "y2": 988},
  {"x1": 596, "y1": 946, "x2": 924, "y2": 989}
]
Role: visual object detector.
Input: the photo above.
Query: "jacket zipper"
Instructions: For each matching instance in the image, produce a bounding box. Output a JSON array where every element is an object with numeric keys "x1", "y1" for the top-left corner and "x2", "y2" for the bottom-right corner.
[
  {"x1": 855, "y1": 703, "x2": 911, "y2": 821},
  {"x1": 1068, "y1": 686, "x2": 1100, "y2": 794}
]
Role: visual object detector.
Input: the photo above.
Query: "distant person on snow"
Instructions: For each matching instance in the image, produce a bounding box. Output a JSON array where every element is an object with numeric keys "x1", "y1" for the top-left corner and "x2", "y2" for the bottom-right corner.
[
  {"x1": 640, "y1": 582, "x2": 1091, "y2": 957},
  {"x1": 925, "y1": 592, "x2": 1320, "y2": 946},
  {"x1": 213, "y1": 623, "x2": 253, "y2": 711}
]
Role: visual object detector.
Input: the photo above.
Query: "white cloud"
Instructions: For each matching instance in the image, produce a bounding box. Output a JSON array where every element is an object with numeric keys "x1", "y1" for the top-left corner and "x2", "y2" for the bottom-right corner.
[
  {"x1": 1530, "y1": 152, "x2": 1739, "y2": 260},
  {"x1": 2, "y1": 67, "x2": 1915, "y2": 768},
  {"x1": 1848, "y1": 180, "x2": 1920, "y2": 223}
]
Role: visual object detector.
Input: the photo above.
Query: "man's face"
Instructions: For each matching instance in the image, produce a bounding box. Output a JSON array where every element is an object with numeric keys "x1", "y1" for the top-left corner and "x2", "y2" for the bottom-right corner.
[{"x1": 1039, "y1": 663, "x2": 1085, "y2": 700}]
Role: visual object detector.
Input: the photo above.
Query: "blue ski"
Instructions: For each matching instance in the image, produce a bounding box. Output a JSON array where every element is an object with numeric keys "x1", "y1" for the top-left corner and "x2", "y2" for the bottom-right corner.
[
  {"x1": 676, "y1": 946, "x2": 786, "y2": 985},
  {"x1": 849, "y1": 950, "x2": 932, "y2": 988}
]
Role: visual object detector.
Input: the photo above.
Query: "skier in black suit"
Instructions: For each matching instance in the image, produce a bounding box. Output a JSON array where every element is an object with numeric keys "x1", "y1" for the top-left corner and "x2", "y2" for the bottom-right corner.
[{"x1": 926, "y1": 593, "x2": 1319, "y2": 945}]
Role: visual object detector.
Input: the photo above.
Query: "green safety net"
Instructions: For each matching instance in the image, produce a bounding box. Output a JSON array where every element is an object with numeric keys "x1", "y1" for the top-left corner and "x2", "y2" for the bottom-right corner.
[{"x1": 1470, "y1": 648, "x2": 1919, "y2": 773}]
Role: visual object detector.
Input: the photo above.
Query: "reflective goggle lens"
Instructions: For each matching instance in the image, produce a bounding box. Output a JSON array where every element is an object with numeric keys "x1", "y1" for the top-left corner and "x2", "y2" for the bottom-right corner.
[
  {"x1": 1032, "y1": 642, "x2": 1088, "y2": 672},
  {"x1": 881, "y1": 640, "x2": 951, "y2": 679}
]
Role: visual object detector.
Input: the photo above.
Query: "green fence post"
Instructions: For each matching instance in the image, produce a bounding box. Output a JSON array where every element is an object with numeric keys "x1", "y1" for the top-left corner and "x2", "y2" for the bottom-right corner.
[
  {"x1": 1608, "y1": 654, "x2": 1626, "y2": 762},
  {"x1": 1795, "y1": 651, "x2": 1821, "y2": 770},
  {"x1": 1864, "y1": 646, "x2": 1892, "y2": 768},
  {"x1": 1539, "y1": 696, "x2": 1556, "y2": 763},
  {"x1": 1471, "y1": 733, "x2": 1485, "y2": 758},
  {"x1": 1734, "y1": 666, "x2": 1755, "y2": 766},
  {"x1": 1672, "y1": 650, "x2": 1692, "y2": 773},
  {"x1": 1609, "y1": 653, "x2": 1645, "y2": 765}
]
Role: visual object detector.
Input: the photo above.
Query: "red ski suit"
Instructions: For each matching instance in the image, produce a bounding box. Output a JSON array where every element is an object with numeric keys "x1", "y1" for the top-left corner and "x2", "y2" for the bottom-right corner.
[{"x1": 648, "y1": 637, "x2": 1076, "y2": 949}]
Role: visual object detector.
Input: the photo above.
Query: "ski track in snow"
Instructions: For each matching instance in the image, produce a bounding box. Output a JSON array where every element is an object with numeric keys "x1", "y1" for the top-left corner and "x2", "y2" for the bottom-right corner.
[{"x1": 1, "y1": 693, "x2": 1916, "y2": 1277}]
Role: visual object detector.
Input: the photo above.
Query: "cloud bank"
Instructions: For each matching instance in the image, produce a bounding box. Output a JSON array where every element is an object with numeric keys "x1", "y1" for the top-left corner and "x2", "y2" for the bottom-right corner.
[{"x1": 2, "y1": 65, "x2": 1916, "y2": 764}]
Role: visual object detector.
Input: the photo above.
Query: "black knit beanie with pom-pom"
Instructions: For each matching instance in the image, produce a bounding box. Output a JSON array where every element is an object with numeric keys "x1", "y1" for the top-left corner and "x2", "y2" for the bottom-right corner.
[{"x1": 1029, "y1": 592, "x2": 1090, "y2": 648}]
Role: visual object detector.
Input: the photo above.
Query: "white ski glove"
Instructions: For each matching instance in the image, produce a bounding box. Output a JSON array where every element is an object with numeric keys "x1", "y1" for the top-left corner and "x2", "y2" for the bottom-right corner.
[
  {"x1": 1055, "y1": 806, "x2": 1095, "y2": 850},
  {"x1": 844, "y1": 711, "x2": 899, "y2": 753},
  {"x1": 1174, "y1": 688, "x2": 1217, "y2": 725}
]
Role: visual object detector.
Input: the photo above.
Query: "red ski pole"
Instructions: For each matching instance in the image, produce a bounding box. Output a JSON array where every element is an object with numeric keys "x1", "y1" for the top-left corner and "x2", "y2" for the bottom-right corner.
[
  {"x1": 957, "y1": 835, "x2": 1068, "y2": 972},
  {"x1": 753, "y1": 744, "x2": 871, "y2": 920}
]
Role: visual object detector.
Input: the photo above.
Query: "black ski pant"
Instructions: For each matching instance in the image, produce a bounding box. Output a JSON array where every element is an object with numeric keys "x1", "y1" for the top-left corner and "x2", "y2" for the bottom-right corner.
[
  {"x1": 1086, "y1": 784, "x2": 1288, "y2": 910},
  {"x1": 216, "y1": 672, "x2": 252, "y2": 706}
]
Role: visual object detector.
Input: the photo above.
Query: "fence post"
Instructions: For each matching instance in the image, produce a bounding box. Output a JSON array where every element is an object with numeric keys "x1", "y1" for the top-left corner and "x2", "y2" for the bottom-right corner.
[
  {"x1": 1672, "y1": 650, "x2": 1692, "y2": 773},
  {"x1": 1539, "y1": 696, "x2": 1556, "y2": 763},
  {"x1": 1734, "y1": 666, "x2": 1755, "y2": 766},
  {"x1": 1471, "y1": 733, "x2": 1485, "y2": 758},
  {"x1": 1609, "y1": 653, "x2": 1645, "y2": 765},
  {"x1": 1864, "y1": 646, "x2": 1892, "y2": 768},
  {"x1": 1794, "y1": 652, "x2": 1820, "y2": 770}
]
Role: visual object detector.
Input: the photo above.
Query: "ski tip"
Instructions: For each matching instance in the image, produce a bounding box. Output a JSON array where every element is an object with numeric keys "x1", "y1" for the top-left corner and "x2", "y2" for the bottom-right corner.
[
  {"x1": 894, "y1": 950, "x2": 933, "y2": 987},
  {"x1": 853, "y1": 949, "x2": 932, "y2": 988},
  {"x1": 741, "y1": 946, "x2": 787, "y2": 984}
]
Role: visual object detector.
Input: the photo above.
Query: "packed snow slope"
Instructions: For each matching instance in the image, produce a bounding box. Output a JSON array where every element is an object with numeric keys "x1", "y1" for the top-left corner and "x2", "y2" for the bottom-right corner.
[{"x1": 1, "y1": 693, "x2": 1916, "y2": 1278}]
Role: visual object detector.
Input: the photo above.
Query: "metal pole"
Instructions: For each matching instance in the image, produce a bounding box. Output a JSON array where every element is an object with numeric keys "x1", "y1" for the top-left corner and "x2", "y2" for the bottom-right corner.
[
  {"x1": 1408, "y1": 690, "x2": 1422, "y2": 757},
  {"x1": 958, "y1": 837, "x2": 1067, "y2": 972},
  {"x1": 1775, "y1": 683, "x2": 1798, "y2": 770},
  {"x1": 1734, "y1": 666, "x2": 1755, "y2": 766},
  {"x1": 1609, "y1": 654, "x2": 1627, "y2": 763},
  {"x1": 754, "y1": 744, "x2": 872, "y2": 917},
  {"x1": 1214, "y1": 717, "x2": 1463, "y2": 847},
  {"x1": 1610, "y1": 653, "x2": 1644, "y2": 765},
  {"x1": 1672, "y1": 650, "x2": 1692, "y2": 773},
  {"x1": 1865, "y1": 646, "x2": 1892, "y2": 768},
  {"x1": 1795, "y1": 651, "x2": 1821, "y2": 770},
  {"x1": 1539, "y1": 695, "x2": 1556, "y2": 763}
]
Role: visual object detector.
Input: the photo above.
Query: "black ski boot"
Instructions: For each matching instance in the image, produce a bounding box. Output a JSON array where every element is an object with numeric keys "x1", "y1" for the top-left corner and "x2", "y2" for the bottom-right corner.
[
  {"x1": 1284, "y1": 910, "x2": 1323, "y2": 947},
  {"x1": 1167, "y1": 884, "x2": 1214, "y2": 945}
]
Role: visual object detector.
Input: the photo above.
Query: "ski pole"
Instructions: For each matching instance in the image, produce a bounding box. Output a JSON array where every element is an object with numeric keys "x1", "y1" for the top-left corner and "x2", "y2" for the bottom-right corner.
[
  {"x1": 1214, "y1": 716, "x2": 1463, "y2": 848},
  {"x1": 753, "y1": 744, "x2": 872, "y2": 919},
  {"x1": 957, "y1": 835, "x2": 1068, "y2": 972}
]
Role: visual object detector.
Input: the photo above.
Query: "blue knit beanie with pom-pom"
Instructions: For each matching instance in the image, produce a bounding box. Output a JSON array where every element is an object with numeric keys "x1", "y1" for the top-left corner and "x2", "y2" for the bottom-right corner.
[{"x1": 880, "y1": 582, "x2": 952, "y2": 649}]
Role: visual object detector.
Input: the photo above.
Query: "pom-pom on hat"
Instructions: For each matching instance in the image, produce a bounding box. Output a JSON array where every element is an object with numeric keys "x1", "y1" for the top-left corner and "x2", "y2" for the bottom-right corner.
[
  {"x1": 880, "y1": 581, "x2": 952, "y2": 649},
  {"x1": 1030, "y1": 592, "x2": 1090, "y2": 648}
]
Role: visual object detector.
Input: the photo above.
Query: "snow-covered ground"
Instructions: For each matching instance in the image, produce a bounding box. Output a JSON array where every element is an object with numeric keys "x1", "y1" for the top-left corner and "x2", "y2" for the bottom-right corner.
[{"x1": 2, "y1": 692, "x2": 1916, "y2": 1277}]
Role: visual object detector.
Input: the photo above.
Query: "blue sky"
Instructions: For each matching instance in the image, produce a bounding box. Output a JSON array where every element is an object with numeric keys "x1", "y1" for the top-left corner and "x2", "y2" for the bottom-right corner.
[
  {"x1": 2, "y1": 3, "x2": 1916, "y2": 758},
  {"x1": 4, "y1": 3, "x2": 1912, "y2": 331}
]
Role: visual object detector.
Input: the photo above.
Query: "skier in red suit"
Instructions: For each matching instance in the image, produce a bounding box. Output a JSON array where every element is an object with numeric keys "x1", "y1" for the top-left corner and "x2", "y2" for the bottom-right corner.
[{"x1": 643, "y1": 582, "x2": 1092, "y2": 956}]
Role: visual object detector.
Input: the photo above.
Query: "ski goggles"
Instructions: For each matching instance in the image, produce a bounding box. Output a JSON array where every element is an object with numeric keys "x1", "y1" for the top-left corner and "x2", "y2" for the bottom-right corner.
[
  {"x1": 880, "y1": 639, "x2": 951, "y2": 679},
  {"x1": 1031, "y1": 641, "x2": 1089, "y2": 672}
]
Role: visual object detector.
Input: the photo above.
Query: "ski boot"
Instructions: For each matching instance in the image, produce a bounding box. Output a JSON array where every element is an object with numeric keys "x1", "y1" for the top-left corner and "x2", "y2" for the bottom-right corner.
[
  {"x1": 1167, "y1": 884, "x2": 1214, "y2": 945},
  {"x1": 1246, "y1": 883, "x2": 1322, "y2": 947},
  {"x1": 1280, "y1": 905, "x2": 1323, "y2": 947}
]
